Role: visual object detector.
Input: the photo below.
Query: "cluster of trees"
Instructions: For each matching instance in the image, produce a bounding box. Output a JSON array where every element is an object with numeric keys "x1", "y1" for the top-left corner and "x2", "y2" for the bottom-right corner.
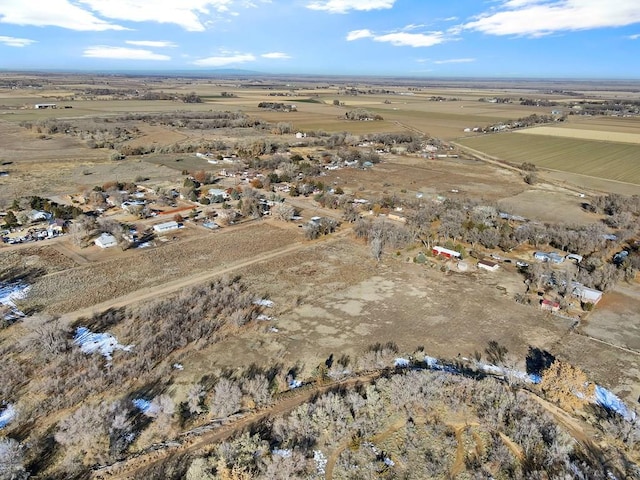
[
  {"x1": 257, "y1": 102, "x2": 297, "y2": 112},
  {"x1": 483, "y1": 113, "x2": 564, "y2": 132},
  {"x1": 344, "y1": 109, "x2": 383, "y2": 121},
  {"x1": 19, "y1": 119, "x2": 139, "y2": 149},
  {"x1": 181, "y1": 92, "x2": 202, "y2": 103},
  {"x1": 569, "y1": 100, "x2": 640, "y2": 116},
  {"x1": 303, "y1": 217, "x2": 339, "y2": 239},
  {"x1": 0, "y1": 275, "x2": 270, "y2": 477},
  {"x1": 354, "y1": 218, "x2": 412, "y2": 261},
  {"x1": 9, "y1": 195, "x2": 83, "y2": 221},
  {"x1": 178, "y1": 365, "x2": 637, "y2": 480},
  {"x1": 363, "y1": 132, "x2": 423, "y2": 151},
  {"x1": 117, "y1": 111, "x2": 265, "y2": 130}
]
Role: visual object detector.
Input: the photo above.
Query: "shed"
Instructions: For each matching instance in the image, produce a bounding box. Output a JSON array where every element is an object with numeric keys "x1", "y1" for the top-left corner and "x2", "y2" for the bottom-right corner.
[
  {"x1": 565, "y1": 253, "x2": 583, "y2": 263},
  {"x1": 153, "y1": 221, "x2": 179, "y2": 233},
  {"x1": 572, "y1": 285, "x2": 603, "y2": 305},
  {"x1": 432, "y1": 246, "x2": 461, "y2": 259},
  {"x1": 478, "y1": 259, "x2": 499, "y2": 272},
  {"x1": 541, "y1": 299, "x2": 560, "y2": 312},
  {"x1": 95, "y1": 233, "x2": 117, "y2": 248}
]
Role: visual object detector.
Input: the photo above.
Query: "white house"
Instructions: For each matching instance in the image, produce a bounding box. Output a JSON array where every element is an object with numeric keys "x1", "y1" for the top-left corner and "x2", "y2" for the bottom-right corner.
[
  {"x1": 95, "y1": 232, "x2": 117, "y2": 248},
  {"x1": 153, "y1": 221, "x2": 179, "y2": 233}
]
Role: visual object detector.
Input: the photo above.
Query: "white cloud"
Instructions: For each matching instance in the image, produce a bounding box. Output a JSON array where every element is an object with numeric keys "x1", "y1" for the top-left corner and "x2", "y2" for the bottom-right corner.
[
  {"x1": 373, "y1": 31, "x2": 446, "y2": 47},
  {"x1": 0, "y1": 35, "x2": 36, "y2": 47},
  {"x1": 307, "y1": 0, "x2": 395, "y2": 14},
  {"x1": 0, "y1": 1, "x2": 262, "y2": 32},
  {"x1": 261, "y1": 52, "x2": 291, "y2": 59},
  {"x1": 83, "y1": 46, "x2": 171, "y2": 60},
  {"x1": 0, "y1": 0, "x2": 125, "y2": 31},
  {"x1": 79, "y1": 0, "x2": 236, "y2": 32},
  {"x1": 346, "y1": 29, "x2": 373, "y2": 41},
  {"x1": 464, "y1": 0, "x2": 640, "y2": 37},
  {"x1": 193, "y1": 53, "x2": 256, "y2": 66},
  {"x1": 433, "y1": 58, "x2": 475, "y2": 64},
  {"x1": 629, "y1": 33, "x2": 640, "y2": 40},
  {"x1": 348, "y1": 29, "x2": 447, "y2": 47},
  {"x1": 126, "y1": 40, "x2": 177, "y2": 48}
]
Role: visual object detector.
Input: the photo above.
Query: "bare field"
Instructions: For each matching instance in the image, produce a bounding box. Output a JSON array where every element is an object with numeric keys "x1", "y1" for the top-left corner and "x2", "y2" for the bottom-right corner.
[
  {"x1": 178, "y1": 237, "x2": 572, "y2": 381},
  {"x1": 21, "y1": 221, "x2": 300, "y2": 315},
  {"x1": 458, "y1": 132, "x2": 640, "y2": 185},
  {"x1": 517, "y1": 126, "x2": 640, "y2": 144},
  {"x1": 559, "y1": 115, "x2": 640, "y2": 134},
  {"x1": 497, "y1": 187, "x2": 601, "y2": 224}
]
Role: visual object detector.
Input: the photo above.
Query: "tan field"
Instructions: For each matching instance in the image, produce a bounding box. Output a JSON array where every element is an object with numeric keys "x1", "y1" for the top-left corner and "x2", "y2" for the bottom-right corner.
[{"x1": 517, "y1": 125, "x2": 640, "y2": 144}]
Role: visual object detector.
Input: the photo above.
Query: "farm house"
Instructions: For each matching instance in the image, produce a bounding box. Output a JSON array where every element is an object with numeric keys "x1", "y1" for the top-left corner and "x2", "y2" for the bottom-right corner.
[
  {"x1": 432, "y1": 246, "x2": 461, "y2": 259},
  {"x1": 153, "y1": 221, "x2": 179, "y2": 233}
]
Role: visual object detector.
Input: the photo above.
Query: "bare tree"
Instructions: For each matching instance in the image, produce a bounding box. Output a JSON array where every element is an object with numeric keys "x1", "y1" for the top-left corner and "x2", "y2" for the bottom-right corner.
[
  {"x1": 211, "y1": 378, "x2": 242, "y2": 418},
  {"x1": 370, "y1": 234, "x2": 383, "y2": 261},
  {"x1": 0, "y1": 437, "x2": 28, "y2": 480},
  {"x1": 187, "y1": 384, "x2": 206, "y2": 416},
  {"x1": 69, "y1": 214, "x2": 96, "y2": 246},
  {"x1": 242, "y1": 375, "x2": 272, "y2": 408},
  {"x1": 271, "y1": 202, "x2": 295, "y2": 222}
]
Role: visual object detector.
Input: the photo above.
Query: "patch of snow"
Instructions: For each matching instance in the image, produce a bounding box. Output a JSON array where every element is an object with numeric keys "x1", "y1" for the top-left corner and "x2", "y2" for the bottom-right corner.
[
  {"x1": 384, "y1": 457, "x2": 395, "y2": 467},
  {"x1": 254, "y1": 299, "x2": 274, "y2": 307},
  {"x1": 477, "y1": 362, "x2": 503, "y2": 375},
  {"x1": 74, "y1": 326, "x2": 133, "y2": 362},
  {"x1": 0, "y1": 404, "x2": 16, "y2": 429},
  {"x1": 0, "y1": 281, "x2": 30, "y2": 320},
  {"x1": 269, "y1": 327, "x2": 279, "y2": 333},
  {"x1": 313, "y1": 450, "x2": 327, "y2": 475},
  {"x1": 137, "y1": 241, "x2": 152, "y2": 248},
  {"x1": 257, "y1": 314, "x2": 272, "y2": 321},
  {"x1": 172, "y1": 363, "x2": 184, "y2": 370},
  {"x1": 272, "y1": 448, "x2": 292, "y2": 458},
  {"x1": 394, "y1": 358, "x2": 410, "y2": 368},
  {"x1": 595, "y1": 385, "x2": 635, "y2": 421},
  {"x1": 424, "y1": 356, "x2": 439, "y2": 368},
  {"x1": 288, "y1": 379, "x2": 303, "y2": 389},
  {"x1": 133, "y1": 398, "x2": 152, "y2": 414}
]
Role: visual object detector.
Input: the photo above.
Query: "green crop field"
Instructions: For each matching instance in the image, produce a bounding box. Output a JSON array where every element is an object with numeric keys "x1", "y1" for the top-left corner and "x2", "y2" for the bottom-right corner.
[{"x1": 458, "y1": 132, "x2": 640, "y2": 185}]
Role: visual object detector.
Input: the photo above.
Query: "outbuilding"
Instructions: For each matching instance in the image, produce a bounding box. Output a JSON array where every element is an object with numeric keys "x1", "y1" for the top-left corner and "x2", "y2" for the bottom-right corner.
[
  {"x1": 572, "y1": 284, "x2": 603, "y2": 305},
  {"x1": 95, "y1": 232, "x2": 117, "y2": 248},
  {"x1": 432, "y1": 246, "x2": 461, "y2": 259},
  {"x1": 153, "y1": 221, "x2": 179, "y2": 233},
  {"x1": 478, "y1": 259, "x2": 500, "y2": 272}
]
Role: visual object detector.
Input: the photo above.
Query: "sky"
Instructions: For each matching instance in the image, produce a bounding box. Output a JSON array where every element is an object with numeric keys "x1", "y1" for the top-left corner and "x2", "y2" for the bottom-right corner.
[{"x1": 0, "y1": 0, "x2": 639, "y2": 78}]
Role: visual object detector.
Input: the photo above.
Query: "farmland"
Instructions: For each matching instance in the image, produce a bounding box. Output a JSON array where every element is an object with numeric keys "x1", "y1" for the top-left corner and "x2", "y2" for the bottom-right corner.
[
  {"x1": 2, "y1": 73, "x2": 640, "y2": 479},
  {"x1": 516, "y1": 125, "x2": 640, "y2": 144},
  {"x1": 458, "y1": 131, "x2": 640, "y2": 185}
]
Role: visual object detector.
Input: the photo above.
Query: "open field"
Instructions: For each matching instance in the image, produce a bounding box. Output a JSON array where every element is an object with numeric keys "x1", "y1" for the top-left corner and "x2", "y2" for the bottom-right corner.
[
  {"x1": 556, "y1": 115, "x2": 640, "y2": 134},
  {"x1": 517, "y1": 125, "x2": 640, "y2": 144},
  {"x1": 14, "y1": 221, "x2": 300, "y2": 315},
  {"x1": 458, "y1": 132, "x2": 640, "y2": 186}
]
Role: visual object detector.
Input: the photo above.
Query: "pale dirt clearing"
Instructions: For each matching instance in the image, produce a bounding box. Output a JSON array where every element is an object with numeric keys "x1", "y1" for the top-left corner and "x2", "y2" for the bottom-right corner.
[{"x1": 516, "y1": 126, "x2": 640, "y2": 144}]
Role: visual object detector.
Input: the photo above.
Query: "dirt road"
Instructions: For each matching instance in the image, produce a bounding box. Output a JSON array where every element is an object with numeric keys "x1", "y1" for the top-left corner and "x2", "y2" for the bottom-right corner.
[
  {"x1": 92, "y1": 372, "x2": 381, "y2": 479},
  {"x1": 60, "y1": 227, "x2": 352, "y2": 324}
]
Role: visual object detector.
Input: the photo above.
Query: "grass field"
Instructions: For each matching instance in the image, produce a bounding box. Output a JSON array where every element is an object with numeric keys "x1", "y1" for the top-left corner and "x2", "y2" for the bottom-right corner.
[{"x1": 458, "y1": 132, "x2": 640, "y2": 185}]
